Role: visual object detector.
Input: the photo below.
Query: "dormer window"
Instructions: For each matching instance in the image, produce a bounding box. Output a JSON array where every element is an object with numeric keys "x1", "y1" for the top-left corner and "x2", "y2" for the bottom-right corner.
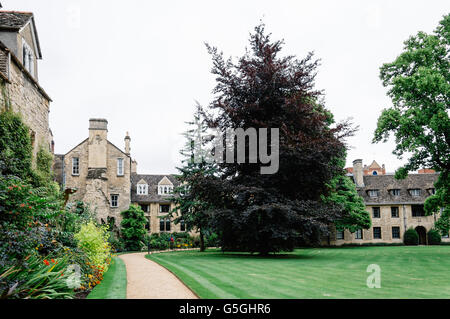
[
  {"x1": 391, "y1": 189, "x2": 400, "y2": 196},
  {"x1": 409, "y1": 189, "x2": 421, "y2": 197},
  {"x1": 137, "y1": 183, "x2": 148, "y2": 195},
  {"x1": 368, "y1": 190, "x2": 379, "y2": 198},
  {"x1": 158, "y1": 186, "x2": 173, "y2": 195},
  {"x1": 22, "y1": 40, "x2": 34, "y2": 77}
]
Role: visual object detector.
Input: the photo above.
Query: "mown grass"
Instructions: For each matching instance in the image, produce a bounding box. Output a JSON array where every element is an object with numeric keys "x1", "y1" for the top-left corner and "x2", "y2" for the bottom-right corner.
[
  {"x1": 146, "y1": 246, "x2": 450, "y2": 299},
  {"x1": 87, "y1": 257, "x2": 127, "y2": 299}
]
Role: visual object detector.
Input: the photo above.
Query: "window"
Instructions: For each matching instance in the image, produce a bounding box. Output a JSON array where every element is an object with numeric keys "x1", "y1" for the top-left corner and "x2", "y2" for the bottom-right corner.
[
  {"x1": 110, "y1": 194, "x2": 119, "y2": 208},
  {"x1": 117, "y1": 158, "x2": 124, "y2": 176},
  {"x1": 137, "y1": 184, "x2": 148, "y2": 195},
  {"x1": 336, "y1": 230, "x2": 344, "y2": 240},
  {"x1": 145, "y1": 219, "x2": 150, "y2": 231},
  {"x1": 72, "y1": 157, "x2": 80, "y2": 175},
  {"x1": 391, "y1": 207, "x2": 399, "y2": 218},
  {"x1": 158, "y1": 185, "x2": 174, "y2": 195},
  {"x1": 412, "y1": 205, "x2": 425, "y2": 217},
  {"x1": 180, "y1": 219, "x2": 186, "y2": 232},
  {"x1": 410, "y1": 189, "x2": 421, "y2": 196},
  {"x1": 139, "y1": 204, "x2": 149, "y2": 212},
  {"x1": 355, "y1": 229, "x2": 363, "y2": 240},
  {"x1": 391, "y1": 189, "x2": 400, "y2": 196},
  {"x1": 442, "y1": 232, "x2": 449, "y2": 239},
  {"x1": 22, "y1": 40, "x2": 34, "y2": 77},
  {"x1": 373, "y1": 227, "x2": 382, "y2": 239},
  {"x1": 159, "y1": 218, "x2": 171, "y2": 232},
  {"x1": 372, "y1": 171, "x2": 378, "y2": 175},
  {"x1": 159, "y1": 204, "x2": 170, "y2": 213},
  {"x1": 429, "y1": 188, "x2": 436, "y2": 195},
  {"x1": 372, "y1": 207, "x2": 380, "y2": 218},
  {"x1": 392, "y1": 227, "x2": 400, "y2": 239},
  {"x1": 368, "y1": 190, "x2": 379, "y2": 198}
]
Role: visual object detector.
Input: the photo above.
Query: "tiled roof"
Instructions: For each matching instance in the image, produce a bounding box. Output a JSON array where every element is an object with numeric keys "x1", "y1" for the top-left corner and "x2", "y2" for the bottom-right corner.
[
  {"x1": 131, "y1": 173, "x2": 180, "y2": 203},
  {"x1": 0, "y1": 11, "x2": 32, "y2": 29},
  {"x1": 356, "y1": 173, "x2": 438, "y2": 205}
]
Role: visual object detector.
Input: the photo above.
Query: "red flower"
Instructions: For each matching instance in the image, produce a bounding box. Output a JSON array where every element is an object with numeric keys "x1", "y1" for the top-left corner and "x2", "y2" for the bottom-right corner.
[
  {"x1": 20, "y1": 203, "x2": 25, "y2": 208},
  {"x1": 51, "y1": 259, "x2": 55, "y2": 263},
  {"x1": 43, "y1": 260, "x2": 50, "y2": 266}
]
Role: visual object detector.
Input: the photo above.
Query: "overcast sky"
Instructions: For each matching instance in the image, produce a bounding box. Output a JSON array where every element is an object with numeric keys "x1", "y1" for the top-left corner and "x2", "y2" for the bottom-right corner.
[{"x1": 9, "y1": 0, "x2": 450, "y2": 174}]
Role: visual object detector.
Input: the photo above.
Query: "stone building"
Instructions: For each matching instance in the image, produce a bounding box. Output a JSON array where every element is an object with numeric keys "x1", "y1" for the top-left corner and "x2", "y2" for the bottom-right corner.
[
  {"x1": 331, "y1": 159, "x2": 449, "y2": 245},
  {"x1": 0, "y1": 11, "x2": 53, "y2": 159},
  {"x1": 131, "y1": 174, "x2": 186, "y2": 234},
  {"x1": 54, "y1": 119, "x2": 132, "y2": 226}
]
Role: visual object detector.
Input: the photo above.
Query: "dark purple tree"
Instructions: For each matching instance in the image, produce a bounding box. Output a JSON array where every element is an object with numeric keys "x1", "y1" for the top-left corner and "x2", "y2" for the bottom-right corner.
[{"x1": 197, "y1": 24, "x2": 355, "y2": 254}]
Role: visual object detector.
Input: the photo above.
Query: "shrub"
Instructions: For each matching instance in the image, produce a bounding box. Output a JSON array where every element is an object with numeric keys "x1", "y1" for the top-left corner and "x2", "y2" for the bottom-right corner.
[
  {"x1": 427, "y1": 229, "x2": 442, "y2": 245},
  {"x1": 74, "y1": 221, "x2": 111, "y2": 272},
  {"x1": 404, "y1": 228, "x2": 419, "y2": 245},
  {"x1": 0, "y1": 253, "x2": 75, "y2": 299},
  {"x1": 120, "y1": 205, "x2": 147, "y2": 251},
  {"x1": 0, "y1": 110, "x2": 33, "y2": 180}
]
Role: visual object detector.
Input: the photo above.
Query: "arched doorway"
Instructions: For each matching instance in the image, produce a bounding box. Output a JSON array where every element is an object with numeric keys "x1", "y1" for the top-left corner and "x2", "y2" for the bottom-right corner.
[{"x1": 415, "y1": 226, "x2": 427, "y2": 245}]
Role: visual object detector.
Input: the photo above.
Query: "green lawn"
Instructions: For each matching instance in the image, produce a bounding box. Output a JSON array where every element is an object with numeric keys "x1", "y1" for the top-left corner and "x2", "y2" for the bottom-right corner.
[
  {"x1": 146, "y1": 246, "x2": 450, "y2": 299},
  {"x1": 87, "y1": 257, "x2": 127, "y2": 299}
]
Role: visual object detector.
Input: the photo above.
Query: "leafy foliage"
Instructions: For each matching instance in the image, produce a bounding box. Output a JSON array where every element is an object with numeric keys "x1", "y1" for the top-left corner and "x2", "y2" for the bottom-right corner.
[
  {"x1": 0, "y1": 110, "x2": 33, "y2": 180},
  {"x1": 403, "y1": 228, "x2": 419, "y2": 246},
  {"x1": 74, "y1": 221, "x2": 112, "y2": 272},
  {"x1": 120, "y1": 205, "x2": 147, "y2": 251},
  {"x1": 427, "y1": 229, "x2": 442, "y2": 245},
  {"x1": 323, "y1": 156, "x2": 371, "y2": 233},
  {"x1": 373, "y1": 14, "x2": 449, "y2": 229},
  {"x1": 195, "y1": 24, "x2": 354, "y2": 254}
]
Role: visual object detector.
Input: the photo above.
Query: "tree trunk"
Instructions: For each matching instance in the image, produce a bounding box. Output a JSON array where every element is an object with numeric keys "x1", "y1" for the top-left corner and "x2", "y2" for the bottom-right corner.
[{"x1": 200, "y1": 229, "x2": 205, "y2": 252}]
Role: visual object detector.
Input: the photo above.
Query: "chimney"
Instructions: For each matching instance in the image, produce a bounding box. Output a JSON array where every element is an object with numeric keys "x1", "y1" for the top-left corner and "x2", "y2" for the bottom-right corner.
[
  {"x1": 131, "y1": 160, "x2": 137, "y2": 174},
  {"x1": 88, "y1": 119, "x2": 108, "y2": 168},
  {"x1": 352, "y1": 159, "x2": 364, "y2": 187},
  {"x1": 124, "y1": 132, "x2": 131, "y2": 155}
]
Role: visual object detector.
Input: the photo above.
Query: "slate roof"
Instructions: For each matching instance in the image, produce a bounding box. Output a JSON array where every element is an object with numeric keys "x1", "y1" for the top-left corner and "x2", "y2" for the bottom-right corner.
[
  {"x1": 356, "y1": 173, "x2": 438, "y2": 205},
  {"x1": 0, "y1": 11, "x2": 32, "y2": 29},
  {"x1": 131, "y1": 173, "x2": 180, "y2": 203}
]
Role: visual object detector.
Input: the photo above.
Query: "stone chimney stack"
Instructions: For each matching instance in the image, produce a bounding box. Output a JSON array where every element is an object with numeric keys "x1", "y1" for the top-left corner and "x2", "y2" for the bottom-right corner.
[
  {"x1": 124, "y1": 132, "x2": 131, "y2": 155},
  {"x1": 131, "y1": 159, "x2": 137, "y2": 174},
  {"x1": 353, "y1": 159, "x2": 364, "y2": 187},
  {"x1": 88, "y1": 119, "x2": 108, "y2": 168}
]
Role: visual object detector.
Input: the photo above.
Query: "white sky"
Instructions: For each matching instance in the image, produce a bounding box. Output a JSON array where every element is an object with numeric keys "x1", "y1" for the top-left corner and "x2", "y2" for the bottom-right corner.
[{"x1": 8, "y1": 0, "x2": 450, "y2": 174}]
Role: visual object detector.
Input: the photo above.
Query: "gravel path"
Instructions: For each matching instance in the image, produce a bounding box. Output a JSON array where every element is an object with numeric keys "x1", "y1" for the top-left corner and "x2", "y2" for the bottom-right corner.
[{"x1": 119, "y1": 252, "x2": 198, "y2": 299}]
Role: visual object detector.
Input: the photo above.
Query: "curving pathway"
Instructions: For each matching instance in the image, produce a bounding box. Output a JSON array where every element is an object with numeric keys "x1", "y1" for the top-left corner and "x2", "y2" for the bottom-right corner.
[{"x1": 119, "y1": 252, "x2": 198, "y2": 299}]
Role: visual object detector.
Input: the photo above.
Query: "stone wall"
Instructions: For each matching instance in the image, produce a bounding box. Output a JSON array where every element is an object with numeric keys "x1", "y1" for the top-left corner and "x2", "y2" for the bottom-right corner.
[
  {"x1": 330, "y1": 204, "x2": 450, "y2": 245},
  {"x1": 62, "y1": 138, "x2": 131, "y2": 226},
  {"x1": 7, "y1": 60, "x2": 51, "y2": 161}
]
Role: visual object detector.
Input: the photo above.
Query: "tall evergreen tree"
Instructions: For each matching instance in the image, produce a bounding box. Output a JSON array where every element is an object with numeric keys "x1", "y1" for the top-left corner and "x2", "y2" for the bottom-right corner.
[
  {"x1": 196, "y1": 24, "x2": 355, "y2": 254},
  {"x1": 170, "y1": 105, "x2": 217, "y2": 252}
]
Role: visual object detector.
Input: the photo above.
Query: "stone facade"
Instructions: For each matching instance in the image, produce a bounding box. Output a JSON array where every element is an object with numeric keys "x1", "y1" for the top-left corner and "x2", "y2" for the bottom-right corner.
[
  {"x1": 131, "y1": 174, "x2": 187, "y2": 235},
  {"x1": 329, "y1": 160, "x2": 450, "y2": 245},
  {"x1": 0, "y1": 11, "x2": 53, "y2": 162},
  {"x1": 55, "y1": 119, "x2": 131, "y2": 226}
]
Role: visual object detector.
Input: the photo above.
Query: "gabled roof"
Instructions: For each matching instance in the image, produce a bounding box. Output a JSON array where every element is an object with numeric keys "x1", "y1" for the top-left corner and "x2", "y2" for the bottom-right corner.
[
  {"x1": 0, "y1": 11, "x2": 42, "y2": 59},
  {"x1": 357, "y1": 173, "x2": 438, "y2": 205},
  {"x1": 131, "y1": 174, "x2": 180, "y2": 203},
  {"x1": 158, "y1": 176, "x2": 173, "y2": 186},
  {"x1": 0, "y1": 11, "x2": 32, "y2": 29},
  {"x1": 367, "y1": 160, "x2": 381, "y2": 169}
]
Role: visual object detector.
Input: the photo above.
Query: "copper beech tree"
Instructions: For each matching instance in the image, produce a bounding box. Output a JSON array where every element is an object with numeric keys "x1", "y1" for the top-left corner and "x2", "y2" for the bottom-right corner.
[{"x1": 189, "y1": 24, "x2": 358, "y2": 254}]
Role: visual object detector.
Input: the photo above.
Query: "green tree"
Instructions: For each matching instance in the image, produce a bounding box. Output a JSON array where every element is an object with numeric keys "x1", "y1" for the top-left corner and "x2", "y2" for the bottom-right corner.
[
  {"x1": 322, "y1": 155, "x2": 371, "y2": 233},
  {"x1": 170, "y1": 105, "x2": 217, "y2": 252},
  {"x1": 373, "y1": 14, "x2": 449, "y2": 233},
  {"x1": 120, "y1": 205, "x2": 147, "y2": 251}
]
